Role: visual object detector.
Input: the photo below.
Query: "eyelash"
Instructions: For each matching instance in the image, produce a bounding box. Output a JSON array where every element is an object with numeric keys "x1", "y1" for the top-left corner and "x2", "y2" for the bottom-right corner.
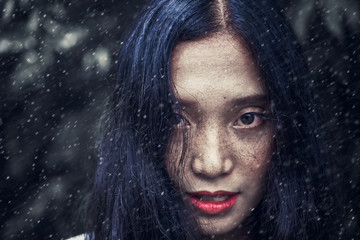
[
  {"x1": 171, "y1": 111, "x2": 270, "y2": 129},
  {"x1": 233, "y1": 112, "x2": 267, "y2": 128},
  {"x1": 171, "y1": 113, "x2": 190, "y2": 128}
]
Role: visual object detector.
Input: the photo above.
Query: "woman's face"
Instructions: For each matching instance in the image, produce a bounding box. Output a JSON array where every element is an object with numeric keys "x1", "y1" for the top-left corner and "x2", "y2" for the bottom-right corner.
[{"x1": 167, "y1": 33, "x2": 274, "y2": 238}]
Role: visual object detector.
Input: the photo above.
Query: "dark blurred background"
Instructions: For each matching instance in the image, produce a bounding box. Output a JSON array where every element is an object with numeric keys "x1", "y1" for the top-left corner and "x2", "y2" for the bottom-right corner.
[{"x1": 0, "y1": 0, "x2": 359, "y2": 239}]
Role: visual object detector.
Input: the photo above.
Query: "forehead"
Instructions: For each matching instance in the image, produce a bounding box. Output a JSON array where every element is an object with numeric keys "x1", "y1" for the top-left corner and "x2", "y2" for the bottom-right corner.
[
  {"x1": 170, "y1": 33, "x2": 266, "y2": 105},
  {"x1": 171, "y1": 33, "x2": 253, "y2": 69}
]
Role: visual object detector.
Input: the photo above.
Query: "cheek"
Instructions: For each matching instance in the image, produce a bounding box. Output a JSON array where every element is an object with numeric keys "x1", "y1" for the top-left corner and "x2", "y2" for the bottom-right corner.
[
  {"x1": 231, "y1": 130, "x2": 273, "y2": 180},
  {"x1": 230, "y1": 134, "x2": 273, "y2": 208},
  {"x1": 164, "y1": 131, "x2": 185, "y2": 180},
  {"x1": 235, "y1": 128, "x2": 273, "y2": 159}
]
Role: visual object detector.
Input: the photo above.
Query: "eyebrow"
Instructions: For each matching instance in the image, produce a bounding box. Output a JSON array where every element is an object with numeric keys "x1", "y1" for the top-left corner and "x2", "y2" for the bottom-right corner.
[
  {"x1": 176, "y1": 94, "x2": 269, "y2": 110},
  {"x1": 229, "y1": 94, "x2": 269, "y2": 107}
]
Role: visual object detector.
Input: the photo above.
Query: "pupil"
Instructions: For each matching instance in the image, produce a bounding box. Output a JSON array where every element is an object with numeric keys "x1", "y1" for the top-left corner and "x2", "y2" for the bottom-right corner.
[{"x1": 241, "y1": 113, "x2": 255, "y2": 125}]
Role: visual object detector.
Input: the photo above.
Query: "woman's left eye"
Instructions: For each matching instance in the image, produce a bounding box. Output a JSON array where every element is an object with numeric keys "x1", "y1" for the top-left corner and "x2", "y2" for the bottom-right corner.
[{"x1": 234, "y1": 112, "x2": 266, "y2": 128}]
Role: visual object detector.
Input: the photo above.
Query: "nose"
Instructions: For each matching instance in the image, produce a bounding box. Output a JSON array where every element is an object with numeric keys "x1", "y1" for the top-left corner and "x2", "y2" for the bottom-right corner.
[{"x1": 190, "y1": 127, "x2": 234, "y2": 178}]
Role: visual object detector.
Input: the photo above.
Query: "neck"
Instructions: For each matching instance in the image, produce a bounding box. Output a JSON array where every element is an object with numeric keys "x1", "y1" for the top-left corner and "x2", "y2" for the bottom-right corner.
[{"x1": 203, "y1": 227, "x2": 251, "y2": 240}]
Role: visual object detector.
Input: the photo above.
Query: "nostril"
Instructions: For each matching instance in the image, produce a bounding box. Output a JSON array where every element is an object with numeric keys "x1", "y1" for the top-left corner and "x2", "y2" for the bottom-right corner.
[{"x1": 191, "y1": 154, "x2": 234, "y2": 178}]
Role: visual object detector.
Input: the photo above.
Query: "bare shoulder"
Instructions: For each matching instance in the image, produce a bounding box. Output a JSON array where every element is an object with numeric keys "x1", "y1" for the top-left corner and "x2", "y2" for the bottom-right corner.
[{"x1": 66, "y1": 234, "x2": 88, "y2": 240}]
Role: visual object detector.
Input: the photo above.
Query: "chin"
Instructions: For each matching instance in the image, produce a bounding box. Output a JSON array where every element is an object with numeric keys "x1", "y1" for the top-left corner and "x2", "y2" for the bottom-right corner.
[{"x1": 196, "y1": 213, "x2": 244, "y2": 236}]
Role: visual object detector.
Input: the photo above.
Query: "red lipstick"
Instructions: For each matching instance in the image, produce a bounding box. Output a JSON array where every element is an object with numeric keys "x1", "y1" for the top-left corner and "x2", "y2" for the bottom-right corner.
[{"x1": 187, "y1": 191, "x2": 238, "y2": 215}]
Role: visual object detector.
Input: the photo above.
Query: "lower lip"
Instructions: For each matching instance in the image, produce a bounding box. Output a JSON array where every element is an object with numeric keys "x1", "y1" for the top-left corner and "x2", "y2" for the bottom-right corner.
[{"x1": 188, "y1": 194, "x2": 238, "y2": 215}]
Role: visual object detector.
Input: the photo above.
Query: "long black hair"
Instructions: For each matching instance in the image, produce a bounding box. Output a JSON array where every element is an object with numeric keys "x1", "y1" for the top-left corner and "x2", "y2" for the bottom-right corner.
[{"x1": 87, "y1": 0, "x2": 333, "y2": 239}]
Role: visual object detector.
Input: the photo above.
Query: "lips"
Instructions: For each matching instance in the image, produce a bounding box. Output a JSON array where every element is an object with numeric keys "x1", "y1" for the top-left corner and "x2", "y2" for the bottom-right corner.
[{"x1": 187, "y1": 191, "x2": 238, "y2": 215}]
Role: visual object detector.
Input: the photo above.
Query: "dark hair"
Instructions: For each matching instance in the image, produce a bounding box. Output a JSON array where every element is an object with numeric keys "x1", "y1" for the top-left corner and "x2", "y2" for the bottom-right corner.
[{"x1": 87, "y1": 0, "x2": 333, "y2": 239}]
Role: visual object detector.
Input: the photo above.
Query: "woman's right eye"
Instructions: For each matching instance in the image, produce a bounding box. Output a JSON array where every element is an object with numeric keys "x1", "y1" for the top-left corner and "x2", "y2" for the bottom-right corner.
[{"x1": 171, "y1": 113, "x2": 190, "y2": 128}]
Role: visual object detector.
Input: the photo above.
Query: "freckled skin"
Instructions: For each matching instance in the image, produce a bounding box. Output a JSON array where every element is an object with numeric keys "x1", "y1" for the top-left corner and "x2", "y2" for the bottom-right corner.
[{"x1": 166, "y1": 32, "x2": 274, "y2": 240}]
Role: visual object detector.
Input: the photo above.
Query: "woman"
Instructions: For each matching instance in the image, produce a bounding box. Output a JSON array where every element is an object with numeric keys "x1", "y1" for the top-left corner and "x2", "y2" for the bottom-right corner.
[{"x1": 86, "y1": 0, "x2": 334, "y2": 239}]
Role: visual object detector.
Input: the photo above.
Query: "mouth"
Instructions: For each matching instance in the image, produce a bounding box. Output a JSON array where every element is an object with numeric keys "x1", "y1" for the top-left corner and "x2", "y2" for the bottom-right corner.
[{"x1": 186, "y1": 191, "x2": 239, "y2": 215}]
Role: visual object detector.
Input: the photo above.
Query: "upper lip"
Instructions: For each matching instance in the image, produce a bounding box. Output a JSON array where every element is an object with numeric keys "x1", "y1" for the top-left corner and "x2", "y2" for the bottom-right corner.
[{"x1": 186, "y1": 191, "x2": 238, "y2": 197}]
